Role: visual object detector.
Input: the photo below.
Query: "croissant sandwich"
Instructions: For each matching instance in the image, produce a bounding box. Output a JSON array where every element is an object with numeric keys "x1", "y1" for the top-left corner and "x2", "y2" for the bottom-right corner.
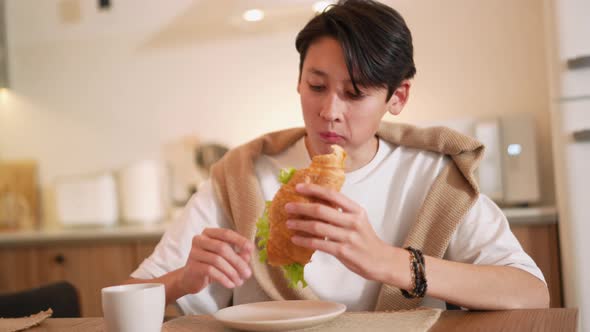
[{"x1": 256, "y1": 145, "x2": 346, "y2": 288}]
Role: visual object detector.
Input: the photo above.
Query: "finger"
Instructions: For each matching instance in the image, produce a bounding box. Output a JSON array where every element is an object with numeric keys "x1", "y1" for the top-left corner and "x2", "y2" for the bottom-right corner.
[
  {"x1": 291, "y1": 235, "x2": 343, "y2": 257},
  {"x1": 189, "y1": 253, "x2": 236, "y2": 288},
  {"x1": 285, "y1": 202, "x2": 353, "y2": 228},
  {"x1": 286, "y1": 219, "x2": 349, "y2": 242},
  {"x1": 191, "y1": 247, "x2": 244, "y2": 286},
  {"x1": 203, "y1": 228, "x2": 255, "y2": 255},
  {"x1": 193, "y1": 261, "x2": 236, "y2": 289},
  {"x1": 200, "y1": 228, "x2": 254, "y2": 272},
  {"x1": 237, "y1": 248, "x2": 254, "y2": 266},
  {"x1": 295, "y1": 183, "x2": 359, "y2": 213},
  {"x1": 194, "y1": 235, "x2": 252, "y2": 279},
  {"x1": 238, "y1": 249, "x2": 252, "y2": 262}
]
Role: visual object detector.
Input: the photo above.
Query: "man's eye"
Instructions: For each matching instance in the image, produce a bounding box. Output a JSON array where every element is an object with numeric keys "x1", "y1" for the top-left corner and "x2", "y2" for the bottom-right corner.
[
  {"x1": 346, "y1": 91, "x2": 366, "y2": 100},
  {"x1": 308, "y1": 84, "x2": 325, "y2": 92}
]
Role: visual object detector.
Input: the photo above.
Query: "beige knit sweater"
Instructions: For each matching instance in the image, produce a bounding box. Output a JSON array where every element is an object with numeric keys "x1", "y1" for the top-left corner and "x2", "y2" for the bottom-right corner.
[{"x1": 210, "y1": 122, "x2": 484, "y2": 310}]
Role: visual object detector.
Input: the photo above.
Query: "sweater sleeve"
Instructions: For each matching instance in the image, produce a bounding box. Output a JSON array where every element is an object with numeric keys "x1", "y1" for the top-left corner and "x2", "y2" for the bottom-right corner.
[{"x1": 130, "y1": 179, "x2": 234, "y2": 314}]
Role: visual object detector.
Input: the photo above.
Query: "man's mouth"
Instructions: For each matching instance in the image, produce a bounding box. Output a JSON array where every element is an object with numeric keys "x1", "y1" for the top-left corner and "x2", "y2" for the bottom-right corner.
[{"x1": 319, "y1": 132, "x2": 344, "y2": 143}]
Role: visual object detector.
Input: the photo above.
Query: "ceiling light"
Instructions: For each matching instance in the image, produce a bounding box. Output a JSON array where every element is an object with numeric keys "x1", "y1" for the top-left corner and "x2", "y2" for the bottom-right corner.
[
  {"x1": 242, "y1": 9, "x2": 264, "y2": 22},
  {"x1": 0, "y1": 88, "x2": 8, "y2": 105},
  {"x1": 312, "y1": 1, "x2": 334, "y2": 13}
]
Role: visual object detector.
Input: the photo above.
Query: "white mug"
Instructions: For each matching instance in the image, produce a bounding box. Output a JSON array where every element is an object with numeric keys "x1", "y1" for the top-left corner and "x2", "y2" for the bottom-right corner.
[{"x1": 101, "y1": 283, "x2": 165, "y2": 332}]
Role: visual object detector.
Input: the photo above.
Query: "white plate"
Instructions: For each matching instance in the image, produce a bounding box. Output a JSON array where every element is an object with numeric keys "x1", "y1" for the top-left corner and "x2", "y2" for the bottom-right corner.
[{"x1": 213, "y1": 300, "x2": 346, "y2": 331}]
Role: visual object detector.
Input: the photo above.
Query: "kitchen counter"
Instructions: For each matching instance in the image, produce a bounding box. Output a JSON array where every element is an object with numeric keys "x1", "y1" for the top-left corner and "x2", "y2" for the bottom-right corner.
[
  {"x1": 501, "y1": 205, "x2": 558, "y2": 225},
  {"x1": 0, "y1": 206, "x2": 557, "y2": 246},
  {"x1": 0, "y1": 223, "x2": 169, "y2": 247}
]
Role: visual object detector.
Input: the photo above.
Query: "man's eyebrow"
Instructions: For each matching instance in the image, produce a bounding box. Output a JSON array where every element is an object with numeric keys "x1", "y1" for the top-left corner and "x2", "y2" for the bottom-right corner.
[
  {"x1": 308, "y1": 68, "x2": 327, "y2": 77},
  {"x1": 307, "y1": 67, "x2": 353, "y2": 83}
]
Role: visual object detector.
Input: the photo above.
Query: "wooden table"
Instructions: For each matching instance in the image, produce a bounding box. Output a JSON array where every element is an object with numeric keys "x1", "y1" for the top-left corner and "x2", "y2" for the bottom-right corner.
[
  {"x1": 20, "y1": 308, "x2": 578, "y2": 332},
  {"x1": 430, "y1": 308, "x2": 578, "y2": 331}
]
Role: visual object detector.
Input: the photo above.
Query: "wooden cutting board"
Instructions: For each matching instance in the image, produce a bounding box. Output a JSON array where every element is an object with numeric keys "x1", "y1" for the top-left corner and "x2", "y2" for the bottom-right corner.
[{"x1": 0, "y1": 160, "x2": 39, "y2": 230}]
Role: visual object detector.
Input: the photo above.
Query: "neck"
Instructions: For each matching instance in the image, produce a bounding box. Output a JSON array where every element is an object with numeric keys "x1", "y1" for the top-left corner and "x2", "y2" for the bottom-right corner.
[{"x1": 304, "y1": 135, "x2": 379, "y2": 172}]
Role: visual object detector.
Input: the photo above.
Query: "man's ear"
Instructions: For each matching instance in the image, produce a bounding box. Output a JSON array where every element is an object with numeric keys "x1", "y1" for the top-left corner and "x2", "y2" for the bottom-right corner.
[{"x1": 387, "y1": 80, "x2": 411, "y2": 116}]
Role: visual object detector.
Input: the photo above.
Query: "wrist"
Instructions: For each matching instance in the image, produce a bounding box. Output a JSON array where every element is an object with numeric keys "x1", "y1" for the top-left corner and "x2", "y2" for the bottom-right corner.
[
  {"x1": 382, "y1": 246, "x2": 413, "y2": 289},
  {"x1": 400, "y1": 246, "x2": 428, "y2": 299},
  {"x1": 167, "y1": 268, "x2": 189, "y2": 304}
]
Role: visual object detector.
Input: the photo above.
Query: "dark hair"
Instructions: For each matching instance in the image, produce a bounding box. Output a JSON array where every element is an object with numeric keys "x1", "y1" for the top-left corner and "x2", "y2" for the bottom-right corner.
[{"x1": 295, "y1": 0, "x2": 416, "y2": 100}]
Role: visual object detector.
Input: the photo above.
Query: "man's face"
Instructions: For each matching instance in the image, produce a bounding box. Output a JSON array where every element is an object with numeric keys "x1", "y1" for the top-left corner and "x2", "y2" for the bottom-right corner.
[{"x1": 297, "y1": 37, "x2": 393, "y2": 156}]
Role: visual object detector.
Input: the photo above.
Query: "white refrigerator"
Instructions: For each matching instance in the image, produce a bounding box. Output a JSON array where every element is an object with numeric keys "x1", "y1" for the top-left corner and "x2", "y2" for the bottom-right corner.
[{"x1": 549, "y1": 0, "x2": 590, "y2": 330}]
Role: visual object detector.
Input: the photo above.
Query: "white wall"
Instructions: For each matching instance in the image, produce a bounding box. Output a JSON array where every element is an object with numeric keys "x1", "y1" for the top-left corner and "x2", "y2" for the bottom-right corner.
[{"x1": 0, "y1": 0, "x2": 555, "y2": 223}]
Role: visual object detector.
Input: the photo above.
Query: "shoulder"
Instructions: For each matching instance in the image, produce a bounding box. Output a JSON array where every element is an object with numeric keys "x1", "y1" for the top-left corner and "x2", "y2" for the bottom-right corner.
[
  {"x1": 382, "y1": 139, "x2": 451, "y2": 177},
  {"x1": 255, "y1": 137, "x2": 309, "y2": 174},
  {"x1": 465, "y1": 194, "x2": 506, "y2": 223},
  {"x1": 446, "y1": 194, "x2": 509, "y2": 255},
  {"x1": 212, "y1": 128, "x2": 306, "y2": 175},
  {"x1": 446, "y1": 195, "x2": 546, "y2": 282}
]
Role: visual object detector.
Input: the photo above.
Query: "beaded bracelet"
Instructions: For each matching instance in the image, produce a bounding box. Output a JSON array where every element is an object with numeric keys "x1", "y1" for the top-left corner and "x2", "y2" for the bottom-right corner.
[
  {"x1": 412, "y1": 247, "x2": 427, "y2": 297},
  {"x1": 401, "y1": 246, "x2": 427, "y2": 299}
]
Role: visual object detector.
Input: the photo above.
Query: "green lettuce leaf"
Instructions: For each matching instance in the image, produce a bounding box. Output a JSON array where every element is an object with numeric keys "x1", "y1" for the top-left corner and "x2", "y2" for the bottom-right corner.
[
  {"x1": 254, "y1": 168, "x2": 308, "y2": 288},
  {"x1": 278, "y1": 167, "x2": 296, "y2": 184},
  {"x1": 282, "y1": 263, "x2": 307, "y2": 288},
  {"x1": 255, "y1": 201, "x2": 272, "y2": 263}
]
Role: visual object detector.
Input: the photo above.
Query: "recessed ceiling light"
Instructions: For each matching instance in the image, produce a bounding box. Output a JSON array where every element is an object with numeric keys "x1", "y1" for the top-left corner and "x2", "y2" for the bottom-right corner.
[
  {"x1": 312, "y1": 1, "x2": 334, "y2": 13},
  {"x1": 242, "y1": 9, "x2": 264, "y2": 22},
  {"x1": 0, "y1": 88, "x2": 9, "y2": 105}
]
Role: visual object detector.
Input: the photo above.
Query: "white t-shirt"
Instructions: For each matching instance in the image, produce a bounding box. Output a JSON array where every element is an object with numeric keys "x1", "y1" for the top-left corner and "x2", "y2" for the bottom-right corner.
[{"x1": 131, "y1": 137, "x2": 545, "y2": 314}]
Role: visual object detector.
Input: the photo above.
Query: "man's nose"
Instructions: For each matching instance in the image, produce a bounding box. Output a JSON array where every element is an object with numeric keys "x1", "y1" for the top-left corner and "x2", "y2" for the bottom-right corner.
[{"x1": 319, "y1": 94, "x2": 344, "y2": 122}]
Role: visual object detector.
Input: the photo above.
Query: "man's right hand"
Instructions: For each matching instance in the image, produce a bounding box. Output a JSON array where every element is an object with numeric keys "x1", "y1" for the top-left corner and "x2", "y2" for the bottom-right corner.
[{"x1": 178, "y1": 228, "x2": 254, "y2": 295}]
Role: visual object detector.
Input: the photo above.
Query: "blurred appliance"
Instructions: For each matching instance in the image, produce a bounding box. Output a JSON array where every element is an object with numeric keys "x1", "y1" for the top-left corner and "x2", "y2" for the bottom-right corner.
[
  {"x1": 0, "y1": 161, "x2": 39, "y2": 230},
  {"x1": 162, "y1": 139, "x2": 229, "y2": 209},
  {"x1": 55, "y1": 173, "x2": 118, "y2": 226},
  {"x1": 421, "y1": 112, "x2": 540, "y2": 206},
  {"x1": 195, "y1": 143, "x2": 229, "y2": 175},
  {"x1": 474, "y1": 113, "x2": 540, "y2": 205},
  {"x1": 118, "y1": 159, "x2": 168, "y2": 225},
  {"x1": 162, "y1": 136, "x2": 202, "y2": 206}
]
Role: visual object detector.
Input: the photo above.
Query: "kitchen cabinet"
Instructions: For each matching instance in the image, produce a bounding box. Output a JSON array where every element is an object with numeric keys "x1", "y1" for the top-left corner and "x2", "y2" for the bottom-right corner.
[
  {"x1": 511, "y1": 224, "x2": 563, "y2": 308},
  {"x1": 553, "y1": 0, "x2": 590, "y2": 99},
  {"x1": 555, "y1": 0, "x2": 590, "y2": 61},
  {"x1": 0, "y1": 240, "x2": 159, "y2": 317},
  {"x1": 136, "y1": 241, "x2": 159, "y2": 266},
  {"x1": 548, "y1": 0, "x2": 590, "y2": 328},
  {"x1": 0, "y1": 220, "x2": 564, "y2": 316},
  {"x1": 0, "y1": 247, "x2": 38, "y2": 292},
  {"x1": 36, "y1": 244, "x2": 138, "y2": 317}
]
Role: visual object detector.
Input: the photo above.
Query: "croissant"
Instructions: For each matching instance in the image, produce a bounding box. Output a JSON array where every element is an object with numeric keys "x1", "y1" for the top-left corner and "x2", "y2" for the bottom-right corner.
[{"x1": 267, "y1": 145, "x2": 347, "y2": 266}]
